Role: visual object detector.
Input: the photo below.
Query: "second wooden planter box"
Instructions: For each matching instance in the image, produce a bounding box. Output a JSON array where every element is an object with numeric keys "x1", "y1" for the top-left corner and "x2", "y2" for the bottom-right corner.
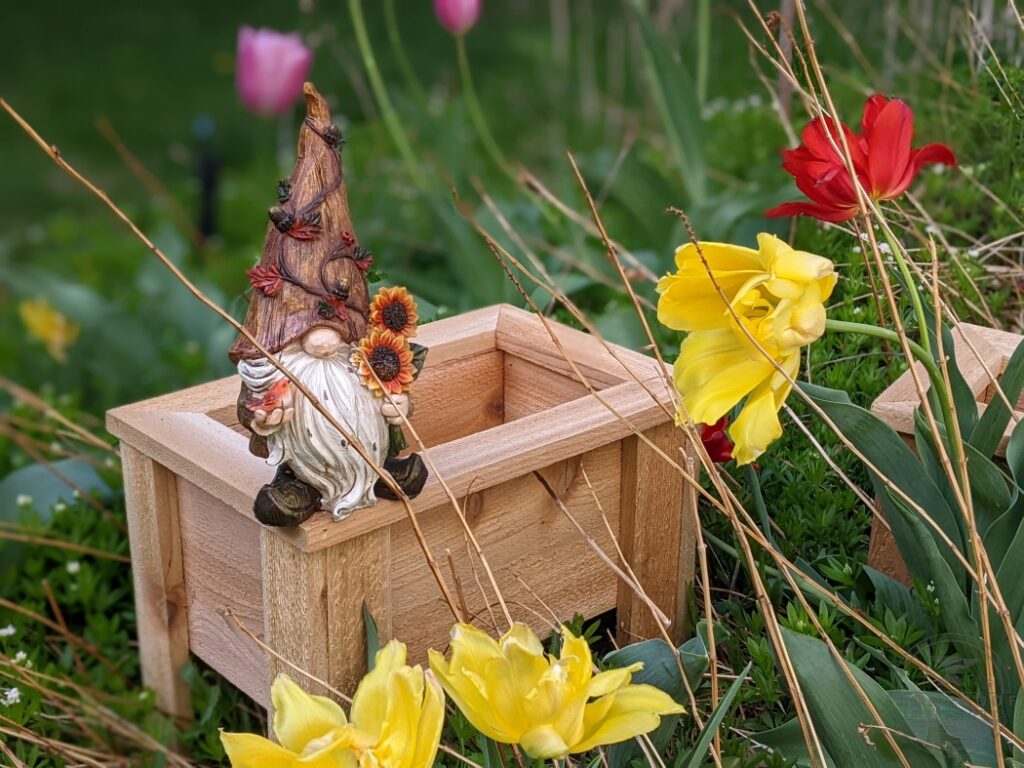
[
  {"x1": 868, "y1": 322, "x2": 1024, "y2": 582},
  {"x1": 107, "y1": 304, "x2": 696, "y2": 718}
]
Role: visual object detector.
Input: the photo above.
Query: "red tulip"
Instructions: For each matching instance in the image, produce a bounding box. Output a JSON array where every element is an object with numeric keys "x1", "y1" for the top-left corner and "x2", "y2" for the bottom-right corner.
[
  {"x1": 765, "y1": 94, "x2": 956, "y2": 223},
  {"x1": 236, "y1": 27, "x2": 313, "y2": 117},
  {"x1": 701, "y1": 416, "x2": 734, "y2": 463},
  {"x1": 434, "y1": 0, "x2": 481, "y2": 35}
]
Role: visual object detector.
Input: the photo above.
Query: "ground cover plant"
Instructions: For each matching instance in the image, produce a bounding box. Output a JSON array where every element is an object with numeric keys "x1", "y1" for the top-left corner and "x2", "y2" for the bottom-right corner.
[{"x1": 2, "y1": 0, "x2": 1024, "y2": 765}]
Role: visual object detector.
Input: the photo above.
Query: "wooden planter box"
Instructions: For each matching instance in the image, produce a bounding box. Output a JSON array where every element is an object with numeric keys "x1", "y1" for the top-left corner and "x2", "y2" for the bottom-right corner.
[
  {"x1": 868, "y1": 322, "x2": 1023, "y2": 582},
  {"x1": 107, "y1": 304, "x2": 695, "y2": 718}
]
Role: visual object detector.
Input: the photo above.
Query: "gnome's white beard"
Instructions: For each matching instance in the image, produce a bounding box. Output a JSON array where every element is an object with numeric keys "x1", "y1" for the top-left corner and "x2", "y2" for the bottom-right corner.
[{"x1": 238, "y1": 345, "x2": 389, "y2": 520}]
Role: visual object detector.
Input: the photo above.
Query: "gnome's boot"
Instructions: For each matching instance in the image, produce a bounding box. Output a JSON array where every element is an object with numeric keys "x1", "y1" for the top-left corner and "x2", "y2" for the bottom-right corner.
[
  {"x1": 374, "y1": 453, "x2": 428, "y2": 500},
  {"x1": 254, "y1": 463, "x2": 322, "y2": 527}
]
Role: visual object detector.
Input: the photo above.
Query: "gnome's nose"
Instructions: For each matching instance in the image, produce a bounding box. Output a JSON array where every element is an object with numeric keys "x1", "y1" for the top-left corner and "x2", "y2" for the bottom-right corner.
[{"x1": 302, "y1": 327, "x2": 344, "y2": 358}]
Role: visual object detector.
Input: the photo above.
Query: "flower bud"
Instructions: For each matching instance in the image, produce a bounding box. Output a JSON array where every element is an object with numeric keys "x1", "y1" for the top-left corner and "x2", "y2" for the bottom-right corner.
[
  {"x1": 434, "y1": 0, "x2": 481, "y2": 35},
  {"x1": 236, "y1": 27, "x2": 313, "y2": 116}
]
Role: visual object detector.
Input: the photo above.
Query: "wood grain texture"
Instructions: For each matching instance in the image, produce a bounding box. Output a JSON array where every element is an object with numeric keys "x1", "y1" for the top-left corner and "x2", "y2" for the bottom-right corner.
[
  {"x1": 261, "y1": 530, "x2": 330, "y2": 719},
  {"x1": 177, "y1": 479, "x2": 267, "y2": 707},
  {"x1": 503, "y1": 355, "x2": 590, "y2": 421},
  {"x1": 389, "y1": 442, "x2": 622, "y2": 662},
  {"x1": 326, "y1": 528, "x2": 391, "y2": 696},
  {"x1": 496, "y1": 304, "x2": 666, "y2": 389},
  {"x1": 616, "y1": 423, "x2": 695, "y2": 645},
  {"x1": 121, "y1": 445, "x2": 192, "y2": 720}
]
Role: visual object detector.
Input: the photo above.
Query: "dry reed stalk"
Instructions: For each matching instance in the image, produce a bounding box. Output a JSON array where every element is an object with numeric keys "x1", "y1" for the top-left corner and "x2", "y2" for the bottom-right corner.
[
  {"x1": 0, "y1": 376, "x2": 117, "y2": 456},
  {"x1": 95, "y1": 116, "x2": 205, "y2": 249}
]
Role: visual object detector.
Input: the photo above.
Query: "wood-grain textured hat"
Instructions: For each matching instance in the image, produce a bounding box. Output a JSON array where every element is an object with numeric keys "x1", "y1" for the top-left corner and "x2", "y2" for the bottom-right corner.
[{"x1": 229, "y1": 82, "x2": 373, "y2": 364}]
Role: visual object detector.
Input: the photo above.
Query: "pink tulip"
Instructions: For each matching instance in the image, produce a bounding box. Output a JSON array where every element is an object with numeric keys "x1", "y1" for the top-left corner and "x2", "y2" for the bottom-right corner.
[
  {"x1": 236, "y1": 27, "x2": 313, "y2": 116},
  {"x1": 434, "y1": 0, "x2": 481, "y2": 35}
]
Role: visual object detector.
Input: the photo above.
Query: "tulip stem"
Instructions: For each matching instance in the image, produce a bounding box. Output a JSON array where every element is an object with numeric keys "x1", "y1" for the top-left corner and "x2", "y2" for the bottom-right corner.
[
  {"x1": 348, "y1": 0, "x2": 430, "y2": 191},
  {"x1": 824, "y1": 318, "x2": 959, "y2": 443},
  {"x1": 455, "y1": 34, "x2": 513, "y2": 179},
  {"x1": 383, "y1": 0, "x2": 428, "y2": 105},
  {"x1": 879, "y1": 225, "x2": 932, "y2": 358}
]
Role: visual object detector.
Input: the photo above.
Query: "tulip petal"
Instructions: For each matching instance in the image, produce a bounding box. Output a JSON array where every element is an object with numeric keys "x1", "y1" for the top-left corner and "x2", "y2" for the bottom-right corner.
[
  {"x1": 587, "y1": 664, "x2": 640, "y2": 698},
  {"x1": 521, "y1": 725, "x2": 572, "y2": 760},
  {"x1": 350, "y1": 640, "x2": 407, "y2": 739},
  {"x1": 912, "y1": 142, "x2": 957, "y2": 171},
  {"x1": 675, "y1": 329, "x2": 775, "y2": 426},
  {"x1": 860, "y1": 93, "x2": 890, "y2": 135},
  {"x1": 573, "y1": 685, "x2": 686, "y2": 754},
  {"x1": 672, "y1": 241, "x2": 763, "y2": 273},
  {"x1": 428, "y1": 649, "x2": 515, "y2": 743},
  {"x1": 764, "y1": 200, "x2": 857, "y2": 222},
  {"x1": 864, "y1": 98, "x2": 914, "y2": 198},
  {"x1": 729, "y1": 364, "x2": 790, "y2": 462},
  {"x1": 221, "y1": 731, "x2": 301, "y2": 768},
  {"x1": 411, "y1": 672, "x2": 446, "y2": 768},
  {"x1": 271, "y1": 674, "x2": 348, "y2": 755}
]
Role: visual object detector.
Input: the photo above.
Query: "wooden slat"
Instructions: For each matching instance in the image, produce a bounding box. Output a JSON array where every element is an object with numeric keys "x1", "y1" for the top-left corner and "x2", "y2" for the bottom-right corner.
[
  {"x1": 121, "y1": 446, "x2": 192, "y2": 720},
  {"x1": 616, "y1": 423, "x2": 695, "y2": 645},
  {"x1": 177, "y1": 479, "x2": 266, "y2": 707},
  {"x1": 326, "y1": 528, "x2": 392, "y2": 696},
  {"x1": 389, "y1": 442, "x2": 621, "y2": 662},
  {"x1": 504, "y1": 355, "x2": 589, "y2": 421},
  {"x1": 261, "y1": 531, "x2": 331, "y2": 720},
  {"x1": 496, "y1": 304, "x2": 667, "y2": 390},
  {"x1": 296, "y1": 374, "x2": 671, "y2": 551}
]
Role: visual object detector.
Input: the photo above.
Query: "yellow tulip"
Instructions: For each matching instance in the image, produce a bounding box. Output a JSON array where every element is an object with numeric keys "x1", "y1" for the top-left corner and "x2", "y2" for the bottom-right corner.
[
  {"x1": 657, "y1": 234, "x2": 836, "y2": 465},
  {"x1": 656, "y1": 233, "x2": 835, "y2": 333},
  {"x1": 221, "y1": 640, "x2": 443, "y2": 768},
  {"x1": 19, "y1": 298, "x2": 80, "y2": 363},
  {"x1": 428, "y1": 623, "x2": 685, "y2": 759}
]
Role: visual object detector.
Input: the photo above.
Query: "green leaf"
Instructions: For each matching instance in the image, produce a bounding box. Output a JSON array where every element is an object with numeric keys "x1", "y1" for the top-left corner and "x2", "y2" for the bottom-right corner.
[
  {"x1": 1007, "y1": 417, "x2": 1024, "y2": 487},
  {"x1": 1014, "y1": 687, "x2": 1024, "y2": 763},
  {"x1": 801, "y1": 383, "x2": 966, "y2": 585},
  {"x1": 864, "y1": 566, "x2": 929, "y2": 630},
  {"x1": 675, "y1": 663, "x2": 750, "y2": 768},
  {"x1": 970, "y1": 337, "x2": 1024, "y2": 457},
  {"x1": 628, "y1": 0, "x2": 706, "y2": 205},
  {"x1": 780, "y1": 627, "x2": 944, "y2": 767},
  {"x1": 604, "y1": 635, "x2": 708, "y2": 768},
  {"x1": 363, "y1": 604, "x2": 380, "y2": 671},
  {"x1": 889, "y1": 691, "x2": 995, "y2": 766},
  {"x1": 754, "y1": 718, "x2": 837, "y2": 767}
]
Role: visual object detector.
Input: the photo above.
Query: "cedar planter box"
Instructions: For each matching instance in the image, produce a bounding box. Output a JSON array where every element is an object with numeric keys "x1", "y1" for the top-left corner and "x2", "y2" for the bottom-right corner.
[
  {"x1": 868, "y1": 322, "x2": 1023, "y2": 583},
  {"x1": 107, "y1": 304, "x2": 696, "y2": 718}
]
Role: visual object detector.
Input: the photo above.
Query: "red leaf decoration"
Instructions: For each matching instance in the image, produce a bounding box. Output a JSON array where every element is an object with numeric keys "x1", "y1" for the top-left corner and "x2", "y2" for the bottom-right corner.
[
  {"x1": 287, "y1": 215, "x2": 323, "y2": 240},
  {"x1": 245, "y1": 379, "x2": 291, "y2": 412},
  {"x1": 247, "y1": 264, "x2": 284, "y2": 297},
  {"x1": 325, "y1": 294, "x2": 349, "y2": 319}
]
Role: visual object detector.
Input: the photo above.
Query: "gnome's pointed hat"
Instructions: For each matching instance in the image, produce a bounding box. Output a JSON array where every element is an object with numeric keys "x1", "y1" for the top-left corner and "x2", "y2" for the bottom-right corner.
[{"x1": 229, "y1": 83, "x2": 373, "y2": 364}]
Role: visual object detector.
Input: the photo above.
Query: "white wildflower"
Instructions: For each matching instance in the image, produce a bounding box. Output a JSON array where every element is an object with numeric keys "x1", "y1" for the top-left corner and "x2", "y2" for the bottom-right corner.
[
  {"x1": 12, "y1": 651, "x2": 27, "y2": 665},
  {"x1": 54, "y1": 502, "x2": 67, "y2": 513},
  {"x1": 66, "y1": 560, "x2": 81, "y2": 575},
  {"x1": 967, "y1": 249, "x2": 980, "y2": 258},
  {"x1": 926, "y1": 581, "x2": 936, "y2": 593},
  {"x1": 852, "y1": 246, "x2": 861, "y2": 254},
  {"x1": 878, "y1": 242, "x2": 893, "y2": 255},
  {"x1": 0, "y1": 625, "x2": 15, "y2": 638},
  {"x1": 72, "y1": 489, "x2": 82, "y2": 499},
  {"x1": 925, "y1": 224, "x2": 939, "y2": 234},
  {"x1": 1, "y1": 688, "x2": 20, "y2": 707},
  {"x1": 16, "y1": 495, "x2": 32, "y2": 508},
  {"x1": 853, "y1": 306, "x2": 864, "y2": 315}
]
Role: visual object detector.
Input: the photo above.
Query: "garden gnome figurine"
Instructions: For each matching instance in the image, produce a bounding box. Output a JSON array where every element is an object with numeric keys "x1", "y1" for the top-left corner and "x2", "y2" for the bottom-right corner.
[{"x1": 229, "y1": 82, "x2": 428, "y2": 526}]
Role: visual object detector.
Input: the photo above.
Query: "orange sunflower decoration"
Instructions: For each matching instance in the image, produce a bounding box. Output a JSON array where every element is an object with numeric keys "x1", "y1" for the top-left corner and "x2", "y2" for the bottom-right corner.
[
  {"x1": 369, "y1": 286, "x2": 418, "y2": 337},
  {"x1": 354, "y1": 328, "x2": 416, "y2": 397}
]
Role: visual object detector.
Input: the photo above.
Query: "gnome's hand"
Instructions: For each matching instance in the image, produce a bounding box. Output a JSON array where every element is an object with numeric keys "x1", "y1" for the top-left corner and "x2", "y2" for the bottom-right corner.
[
  {"x1": 251, "y1": 400, "x2": 294, "y2": 436},
  {"x1": 380, "y1": 393, "x2": 412, "y2": 426}
]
